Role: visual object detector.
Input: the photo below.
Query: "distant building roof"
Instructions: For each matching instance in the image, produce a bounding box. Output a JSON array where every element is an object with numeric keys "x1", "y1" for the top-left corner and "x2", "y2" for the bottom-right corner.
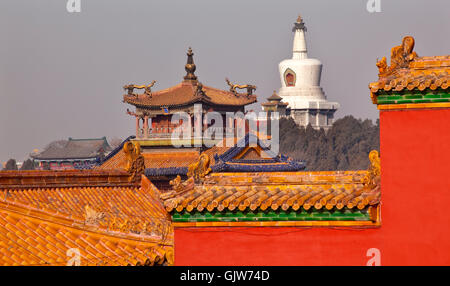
[
  {"x1": 31, "y1": 137, "x2": 111, "y2": 161},
  {"x1": 211, "y1": 133, "x2": 305, "y2": 173}
]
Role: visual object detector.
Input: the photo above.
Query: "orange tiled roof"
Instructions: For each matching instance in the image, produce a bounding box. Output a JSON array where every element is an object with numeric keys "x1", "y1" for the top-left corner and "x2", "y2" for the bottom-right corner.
[
  {"x1": 97, "y1": 141, "x2": 233, "y2": 171},
  {"x1": 370, "y1": 56, "x2": 450, "y2": 95},
  {"x1": 0, "y1": 169, "x2": 131, "y2": 189},
  {"x1": 97, "y1": 149, "x2": 201, "y2": 170},
  {"x1": 368, "y1": 36, "x2": 450, "y2": 104},
  {"x1": 0, "y1": 172, "x2": 173, "y2": 266},
  {"x1": 162, "y1": 171, "x2": 380, "y2": 213},
  {"x1": 123, "y1": 81, "x2": 257, "y2": 109}
]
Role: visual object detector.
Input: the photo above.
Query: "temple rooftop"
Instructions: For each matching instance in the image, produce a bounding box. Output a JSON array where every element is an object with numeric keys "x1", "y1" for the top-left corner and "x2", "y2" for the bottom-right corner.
[{"x1": 123, "y1": 47, "x2": 257, "y2": 114}]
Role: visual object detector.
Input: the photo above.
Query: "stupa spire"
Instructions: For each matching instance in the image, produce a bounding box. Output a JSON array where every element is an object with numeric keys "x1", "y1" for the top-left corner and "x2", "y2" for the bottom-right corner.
[{"x1": 292, "y1": 14, "x2": 308, "y2": 60}]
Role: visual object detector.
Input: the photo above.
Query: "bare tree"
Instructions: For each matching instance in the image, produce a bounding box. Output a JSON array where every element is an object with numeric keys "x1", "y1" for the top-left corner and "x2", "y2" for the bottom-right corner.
[
  {"x1": 109, "y1": 137, "x2": 123, "y2": 150},
  {"x1": 4, "y1": 159, "x2": 18, "y2": 170},
  {"x1": 20, "y1": 159, "x2": 35, "y2": 170},
  {"x1": 44, "y1": 139, "x2": 68, "y2": 150}
]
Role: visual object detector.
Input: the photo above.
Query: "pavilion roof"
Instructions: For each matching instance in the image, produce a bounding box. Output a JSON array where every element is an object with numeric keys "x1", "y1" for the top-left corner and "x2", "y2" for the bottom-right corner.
[
  {"x1": 123, "y1": 48, "x2": 257, "y2": 110},
  {"x1": 123, "y1": 81, "x2": 257, "y2": 110}
]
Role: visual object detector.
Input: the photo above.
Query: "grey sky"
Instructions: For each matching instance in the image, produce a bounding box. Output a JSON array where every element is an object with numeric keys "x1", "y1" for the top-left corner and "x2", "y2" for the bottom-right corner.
[{"x1": 0, "y1": 0, "x2": 449, "y2": 163}]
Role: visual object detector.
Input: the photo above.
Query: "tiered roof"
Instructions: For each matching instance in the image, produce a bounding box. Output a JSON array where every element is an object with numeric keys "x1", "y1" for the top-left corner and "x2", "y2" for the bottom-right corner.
[{"x1": 261, "y1": 91, "x2": 288, "y2": 108}]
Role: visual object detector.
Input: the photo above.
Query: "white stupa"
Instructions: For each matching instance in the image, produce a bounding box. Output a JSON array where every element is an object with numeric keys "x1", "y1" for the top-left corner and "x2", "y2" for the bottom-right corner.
[{"x1": 278, "y1": 15, "x2": 339, "y2": 130}]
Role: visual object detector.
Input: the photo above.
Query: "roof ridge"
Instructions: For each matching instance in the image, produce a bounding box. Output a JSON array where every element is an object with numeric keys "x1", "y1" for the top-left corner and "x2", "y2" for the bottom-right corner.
[
  {"x1": 0, "y1": 169, "x2": 133, "y2": 189},
  {"x1": 68, "y1": 136, "x2": 107, "y2": 141}
]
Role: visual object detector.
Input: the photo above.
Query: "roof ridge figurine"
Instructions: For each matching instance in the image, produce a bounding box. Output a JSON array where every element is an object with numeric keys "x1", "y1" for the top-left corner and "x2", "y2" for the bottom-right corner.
[
  {"x1": 377, "y1": 36, "x2": 418, "y2": 77},
  {"x1": 225, "y1": 77, "x2": 257, "y2": 96},
  {"x1": 123, "y1": 141, "x2": 145, "y2": 182},
  {"x1": 123, "y1": 80, "x2": 157, "y2": 96}
]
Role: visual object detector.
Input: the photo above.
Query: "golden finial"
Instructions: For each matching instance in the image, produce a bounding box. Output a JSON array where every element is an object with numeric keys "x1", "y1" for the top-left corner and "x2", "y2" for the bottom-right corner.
[
  {"x1": 293, "y1": 14, "x2": 306, "y2": 31},
  {"x1": 184, "y1": 47, "x2": 197, "y2": 82}
]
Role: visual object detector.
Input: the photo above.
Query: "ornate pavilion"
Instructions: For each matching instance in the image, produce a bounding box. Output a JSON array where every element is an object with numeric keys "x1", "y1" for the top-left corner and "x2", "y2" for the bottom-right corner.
[
  {"x1": 97, "y1": 48, "x2": 305, "y2": 190},
  {"x1": 122, "y1": 47, "x2": 257, "y2": 142}
]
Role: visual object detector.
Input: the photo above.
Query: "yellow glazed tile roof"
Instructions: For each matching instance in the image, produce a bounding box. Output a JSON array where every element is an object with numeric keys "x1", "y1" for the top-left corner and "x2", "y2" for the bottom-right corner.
[
  {"x1": 162, "y1": 171, "x2": 380, "y2": 213},
  {"x1": 0, "y1": 171, "x2": 173, "y2": 266},
  {"x1": 369, "y1": 36, "x2": 450, "y2": 104},
  {"x1": 97, "y1": 141, "x2": 233, "y2": 171},
  {"x1": 370, "y1": 56, "x2": 450, "y2": 95}
]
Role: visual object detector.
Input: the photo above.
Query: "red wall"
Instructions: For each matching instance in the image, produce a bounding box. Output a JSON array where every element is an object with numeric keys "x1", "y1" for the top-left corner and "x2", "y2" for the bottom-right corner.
[{"x1": 174, "y1": 108, "x2": 450, "y2": 265}]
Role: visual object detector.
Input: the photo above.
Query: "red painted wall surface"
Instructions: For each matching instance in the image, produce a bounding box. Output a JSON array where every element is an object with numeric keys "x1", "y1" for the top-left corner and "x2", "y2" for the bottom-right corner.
[{"x1": 174, "y1": 108, "x2": 450, "y2": 265}]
